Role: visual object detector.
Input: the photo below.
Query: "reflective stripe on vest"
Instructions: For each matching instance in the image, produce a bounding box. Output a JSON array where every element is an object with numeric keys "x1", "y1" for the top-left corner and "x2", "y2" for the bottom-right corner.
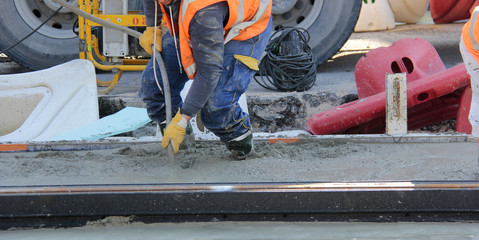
[
  {"x1": 470, "y1": 9, "x2": 479, "y2": 51},
  {"x1": 224, "y1": 0, "x2": 270, "y2": 43},
  {"x1": 462, "y1": 6, "x2": 479, "y2": 65}
]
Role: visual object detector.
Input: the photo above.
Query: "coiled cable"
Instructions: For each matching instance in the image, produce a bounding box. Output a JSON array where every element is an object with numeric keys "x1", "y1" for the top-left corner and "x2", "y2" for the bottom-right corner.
[{"x1": 256, "y1": 27, "x2": 317, "y2": 92}]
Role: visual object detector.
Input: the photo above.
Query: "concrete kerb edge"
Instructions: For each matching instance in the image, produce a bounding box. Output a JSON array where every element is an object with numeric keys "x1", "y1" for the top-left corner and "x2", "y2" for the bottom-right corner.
[{"x1": 0, "y1": 133, "x2": 476, "y2": 152}]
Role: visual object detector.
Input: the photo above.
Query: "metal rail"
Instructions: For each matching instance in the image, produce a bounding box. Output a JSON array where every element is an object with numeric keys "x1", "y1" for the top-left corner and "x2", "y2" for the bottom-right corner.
[{"x1": 1, "y1": 181, "x2": 479, "y2": 229}]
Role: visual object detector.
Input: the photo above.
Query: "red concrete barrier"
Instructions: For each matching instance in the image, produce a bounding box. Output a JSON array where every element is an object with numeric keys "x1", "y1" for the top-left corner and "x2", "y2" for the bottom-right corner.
[
  {"x1": 355, "y1": 38, "x2": 445, "y2": 99},
  {"x1": 307, "y1": 64, "x2": 470, "y2": 135},
  {"x1": 343, "y1": 92, "x2": 463, "y2": 134},
  {"x1": 430, "y1": 0, "x2": 479, "y2": 24}
]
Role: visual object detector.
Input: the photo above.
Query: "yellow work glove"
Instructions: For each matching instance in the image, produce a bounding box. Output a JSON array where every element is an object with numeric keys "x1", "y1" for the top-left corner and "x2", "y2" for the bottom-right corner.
[
  {"x1": 162, "y1": 111, "x2": 187, "y2": 154},
  {"x1": 139, "y1": 27, "x2": 162, "y2": 55}
]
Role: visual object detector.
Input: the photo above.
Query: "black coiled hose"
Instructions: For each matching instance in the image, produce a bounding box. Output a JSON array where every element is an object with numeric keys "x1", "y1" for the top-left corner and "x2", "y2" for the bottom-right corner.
[{"x1": 256, "y1": 27, "x2": 317, "y2": 92}]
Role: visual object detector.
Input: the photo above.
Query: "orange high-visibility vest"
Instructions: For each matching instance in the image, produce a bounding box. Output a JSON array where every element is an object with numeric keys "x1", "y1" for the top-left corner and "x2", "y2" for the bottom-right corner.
[
  {"x1": 160, "y1": 0, "x2": 272, "y2": 79},
  {"x1": 463, "y1": 6, "x2": 479, "y2": 64}
]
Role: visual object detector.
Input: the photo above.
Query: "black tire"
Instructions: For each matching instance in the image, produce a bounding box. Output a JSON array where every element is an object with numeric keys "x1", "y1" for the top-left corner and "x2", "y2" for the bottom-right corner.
[
  {"x1": 0, "y1": 1, "x2": 79, "y2": 70},
  {"x1": 272, "y1": 0, "x2": 362, "y2": 65}
]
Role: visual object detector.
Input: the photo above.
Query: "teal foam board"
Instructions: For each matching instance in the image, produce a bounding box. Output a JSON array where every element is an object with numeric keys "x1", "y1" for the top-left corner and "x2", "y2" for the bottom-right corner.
[{"x1": 48, "y1": 107, "x2": 151, "y2": 141}]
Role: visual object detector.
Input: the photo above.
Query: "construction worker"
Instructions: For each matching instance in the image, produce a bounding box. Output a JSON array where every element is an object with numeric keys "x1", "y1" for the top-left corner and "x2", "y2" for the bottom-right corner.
[
  {"x1": 138, "y1": 0, "x2": 272, "y2": 160},
  {"x1": 460, "y1": 6, "x2": 479, "y2": 138}
]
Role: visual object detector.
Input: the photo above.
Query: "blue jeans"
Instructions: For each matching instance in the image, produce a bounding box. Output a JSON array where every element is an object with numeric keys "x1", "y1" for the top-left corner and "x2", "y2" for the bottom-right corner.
[{"x1": 140, "y1": 20, "x2": 272, "y2": 142}]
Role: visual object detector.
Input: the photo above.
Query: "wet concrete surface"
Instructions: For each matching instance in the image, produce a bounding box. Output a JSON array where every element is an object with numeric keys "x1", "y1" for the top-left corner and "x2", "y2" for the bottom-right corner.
[{"x1": 0, "y1": 138, "x2": 477, "y2": 186}]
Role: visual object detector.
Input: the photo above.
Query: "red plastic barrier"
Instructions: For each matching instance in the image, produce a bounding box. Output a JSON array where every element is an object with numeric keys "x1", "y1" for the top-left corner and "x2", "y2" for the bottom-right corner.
[
  {"x1": 430, "y1": 0, "x2": 479, "y2": 24},
  {"x1": 406, "y1": 92, "x2": 462, "y2": 130},
  {"x1": 307, "y1": 64, "x2": 470, "y2": 135},
  {"x1": 355, "y1": 38, "x2": 446, "y2": 99},
  {"x1": 456, "y1": 85, "x2": 473, "y2": 133},
  {"x1": 343, "y1": 92, "x2": 463, "y2": 134}
]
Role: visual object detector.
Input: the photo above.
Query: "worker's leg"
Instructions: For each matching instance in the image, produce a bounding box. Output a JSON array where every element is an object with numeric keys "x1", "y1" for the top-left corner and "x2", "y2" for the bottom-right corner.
[
  {"x1": 201, "y1": 19, "x2": 272, "y2": 159},
  {"x1": 460, "y1": 38, "x2": 479, "y2": 164},
  {"x1": 460, "y1": 39, "x2": 479, "y2": 137},
  {"x1": 139, "y1": 33, "x2": 189, "y2": 125}
]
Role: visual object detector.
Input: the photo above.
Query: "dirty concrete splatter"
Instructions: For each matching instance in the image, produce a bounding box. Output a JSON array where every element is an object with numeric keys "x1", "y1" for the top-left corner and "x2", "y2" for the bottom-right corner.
[{"x1": 0, "y1": 140, "x2": 477, "y2": 186}]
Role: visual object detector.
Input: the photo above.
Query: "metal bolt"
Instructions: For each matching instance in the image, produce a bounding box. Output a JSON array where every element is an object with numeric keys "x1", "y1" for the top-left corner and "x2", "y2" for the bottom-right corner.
[{"x1": 295, "y1": 1, "x2": 303, "y2": 9}]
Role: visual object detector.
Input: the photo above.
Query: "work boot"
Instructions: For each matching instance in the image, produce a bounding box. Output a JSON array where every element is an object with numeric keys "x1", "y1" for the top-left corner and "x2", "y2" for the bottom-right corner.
[
  {"x1": 158, "y1": 121, "x2": 195, "y2": 150},
  {"x1": 225, "y1": 131, "x2": 253, "y2": 160}
]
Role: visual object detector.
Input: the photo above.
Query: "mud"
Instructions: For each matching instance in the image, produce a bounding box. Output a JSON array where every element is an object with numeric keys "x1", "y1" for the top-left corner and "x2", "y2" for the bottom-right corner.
[
  {"x1": 1, "y1": 138, "x2": 478, "y2": 186},
  {"x1": 248, "y1": 91, "x2": 352, "y2": 132}
]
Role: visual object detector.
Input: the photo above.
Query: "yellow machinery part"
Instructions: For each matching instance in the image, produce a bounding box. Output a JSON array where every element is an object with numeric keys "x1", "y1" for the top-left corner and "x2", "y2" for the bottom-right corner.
[{"x1": 78, "y1": 0, "x2": 148, "y2": 94}]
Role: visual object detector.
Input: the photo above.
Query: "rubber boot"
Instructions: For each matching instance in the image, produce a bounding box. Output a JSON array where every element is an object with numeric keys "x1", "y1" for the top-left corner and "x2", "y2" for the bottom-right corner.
[
  {"x1": 225, "y1": 131, "x2": 253, "y2": 160},
  {"x1": 158, "y1": 121, "x2": 195, "y2": 150}
]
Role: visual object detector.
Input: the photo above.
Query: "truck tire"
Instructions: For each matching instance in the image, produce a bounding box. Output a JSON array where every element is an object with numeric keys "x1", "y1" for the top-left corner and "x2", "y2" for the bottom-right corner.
[
  {"x1": 0, "y1": 0, "x2": 79, "y2": 70},
  {"x1": 272, "y1": 0, "x2": 362, "y2": 64}
]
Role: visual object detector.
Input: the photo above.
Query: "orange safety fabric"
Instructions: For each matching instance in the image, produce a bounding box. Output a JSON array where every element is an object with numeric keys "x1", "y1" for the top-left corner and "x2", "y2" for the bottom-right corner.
[
  {"x1": 159, "y1": 0, "x2": 272, "y2": 79},
  {"x1": 462, "y1": 6, "x2": 479, "y2": 64}
]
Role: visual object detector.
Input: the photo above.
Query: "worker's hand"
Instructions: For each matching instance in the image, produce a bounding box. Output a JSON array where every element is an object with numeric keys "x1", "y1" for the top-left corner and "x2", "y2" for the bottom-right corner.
[
  {"x1": 139, "y1": 27, "x2": 162, "y2": 55},
  {"x1": 162, "y1": 111, "x2": 188, "y2": 154}
]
